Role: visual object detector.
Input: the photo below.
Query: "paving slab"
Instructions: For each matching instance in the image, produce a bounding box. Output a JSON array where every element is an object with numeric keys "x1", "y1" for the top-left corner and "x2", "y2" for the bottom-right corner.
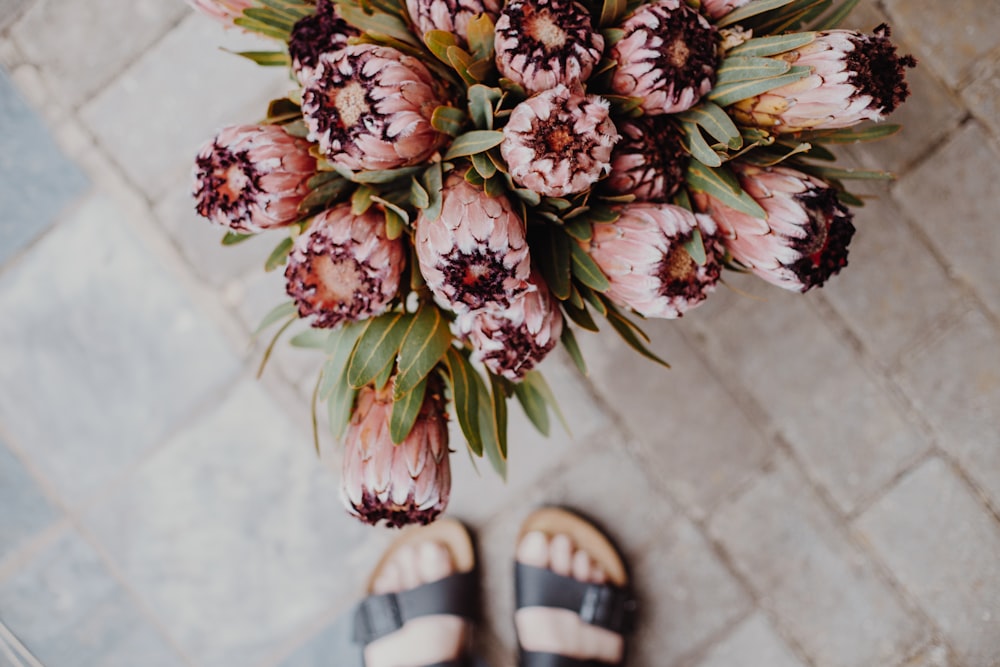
[
  {"x1": 693, "y1": 613, "x2": 807, "y2": 667},
  {"x1": 9, "y1": 0, "x2": 188, "y2": 108},
  {"x1": 895, "y1": 310, "x2": 1000, "y2": 510},
  {"x1": 0, "y1": 528, "x2": 185, "y2": 667},
  {"x1": 0, "y1": 438, "x2": 58, "y2": 564},
  {"x1": 0, "y1": 193, "x2": 239, "y2": 504},
  {"x1": 895, "y1": 122, "x2": 1000, "y2": 318},
  {"x1": 578, "y1": 322, "x2": 773, "y2": 519},
  {"x1": 693, "y1": 290, "x2": 929, "y2": 514},
  {"x1": 964, "y1": 56, "x2": 1000, "y2": 141},
  {"x1": 0, "y1": 68, "x2": 88, "y2": 263},
  {"x1": 854, "y1": 458, "x2": 1000, "y2": 667},
  {"x1": 709, "y1": 455, "x2": 926, "y2": 667},
  {"x1": 79, "y1": 14, "x2": 294, "y2": 201},
  {"x1": 83, "y1": 381, "x2": 375, "y2": 667},
  {"x1": 883, "y1": 0, "x2": 1000, "y2": 88},
  {"x1": 821, "y1": 196, "x2": 960, "y2": 364}
]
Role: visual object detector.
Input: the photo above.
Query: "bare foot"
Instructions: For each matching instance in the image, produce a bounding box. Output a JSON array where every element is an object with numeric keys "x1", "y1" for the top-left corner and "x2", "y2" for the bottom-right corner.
[
  {"x1": 363, "y1": 540, "x2": 469, "y2": 667},
  {"x1": 515, "y1": 531, "x2": 625, "y2": 664}
]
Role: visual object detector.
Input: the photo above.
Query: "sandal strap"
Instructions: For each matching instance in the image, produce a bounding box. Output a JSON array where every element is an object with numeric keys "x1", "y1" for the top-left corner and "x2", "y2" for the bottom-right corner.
[
  {"x1": 519, "y1": 651, "x2": 613, "y2": 667},
  {"x1": 353, "y1": 571, "x2": 477, "y2": 645},
  {"x1": 422, "y1": 661, "x2": 472, "y2": 667},
  {"x1": 515, "y1": 563, "x2": 636, "y2": 635}
]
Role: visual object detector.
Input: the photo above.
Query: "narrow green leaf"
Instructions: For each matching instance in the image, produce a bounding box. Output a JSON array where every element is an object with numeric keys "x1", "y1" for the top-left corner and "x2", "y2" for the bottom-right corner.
[
  {"x1": 444, "y1": 130, "x2": 505, "y2": 159},
  {"x1": 570, "y1": 242, "x2": 611, "y2": 292},
  {"x1": 256, "y1": 316, "x2": 296, "y2": 378},
  {"x1": 299, "y1": 177, "x2": 351, "y2": 214},
  {"x1": 513, "y1": 376, "x2": 550, "y2": 437},
  {"x1": 424, "y1": 29, "x2": 459, "y2": 63},
  {"x1": 290, "y1": 328, "x2": 329, "y2": 348},
  {"x1": 311, "y1": 369, "x2": 323, "y2": 456},
  {"x1": 233, "y1": 16, "x2": 289, "y2": 40},
  {"x1": 599, "y1": 0, "x2": 628, "y2": 27},
  {"x1": 810, "y1": 0, "x2": 861, "y2": 29},
  {"x1": 242, "y1": 7, "x2": 294, "y2": 30},
  {"x1": 801, "y1": 124, "x2": 902, "y2": 144},
  {"x1": 681, "y1": 121, "x2": 724, "y2": 168},
  {"x1": 488, "y1": 373, "x2": 508, "y2": 460},
  {"x1": 472, "y1": 151, "x2": 497, "y2": 179},
  {"x1": 447, "y1": 45, "x2": 477, "y2": 85},
  {"x1": 686, "y1": 162, "x2": 767, "y2": 219},
  {"x1": 466, "y1": 13, "x2": 495, "y2": 61},
  {"x1": 588, "y1": 205, "x2": 621, "y2": 223},
  {"x1": 431, "y1": 105, "x2": 467, "y2": 136},
  {"x1": 371, "y1": 196, "x2": 409, "y2": 240},
  {"x1": 562, "y1": 300, "x2": 600, "y2": 332},
  {"x1": 576, "y1": 282, "x2": 608, "y2": 316},
  {"x1": 560, "y1": 325, "x2": 588, "y2": 376},
  {"x1": 265, "y1": 237, "x2": 294, "y2": 272},
  {"x1": 709, "y1": 67, "x2": 811, "y2": 107},
  {"x1": 801, "y1": 165, "x2": 895, "y2": 181},
  {"x1": 390, "y1": 375, "x2": 429, "y2": 444},
  {"x1": 727, "y1": 32, "x2": 817, "y2": 57},
  {"x1": 543, "y1": 226, "x2": 572, "y2": 300},
  {"x1": 683, "y1": 227, "x2": 707, "y2": 266},
  {"x1": 523, "y1": 370, "x2": 570, "y2": 436},
  {"x1": 232, "y1": 50, "x2": 291, "y2": 67},
  {"x1": 410, "y1": 177, "x2": 431, "y2": 209},
  {"x1": 478, "y1": 380, "x2": 506, "y2": 480},
  {"x1": 564, "y1": 218, "x2": 593, "y2": 242},
  {"x1": 676, "y1": 101, "x2": 743, "y2": 149},
  {"x1": 351, "y1": 166, "x2": 424, "y2": 184},
  {"x1": 468, "y1": 84, "x2": 501, "y2": 130},
  {"x1": 347, "y1": 313, "x2": 411, "y2": 389},
  {"x1": 422, "y1": 162, "x2": 444, "y2": 221},
  {"x1": 445, "y1": 347, "x2": 483, "y2": 456},
  {"x1": 605, "y1": 309, "x2": 671, "y2": 369},
  {"x1": 395, "y1": 305, "x2": 452, "y2": 397},
  {"x1": 328, "y1": 380, "x2": 358, "y2": 441},
  {"x1": 338, "y1": 5, "x2": 421, "y2": 46},
  {"x1": 715, "y1": 56, "x2": 791, "y2": 85},
  {"x1": 716, "y1": 0, "x2": 799, "y2": 26},
  {"x1": 836, "y1": 190, "x2": 865, "y2": 207},
  {"x1": 253, "y1": 301, "x2": 297, "y2": 337},
  {"x1": 222, "y1": 231, "x2": 254, "y2": 245}
]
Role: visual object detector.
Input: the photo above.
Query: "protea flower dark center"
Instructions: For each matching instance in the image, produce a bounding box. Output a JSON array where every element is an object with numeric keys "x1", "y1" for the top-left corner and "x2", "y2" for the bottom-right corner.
[
  {"x1": 527, "y1": 10, "x2": 568, "y2": 48},
  {"x1": 604, "y1": 115, "x2": 687, "y2": 201},
  {"x1": 195, "y1": 147, "x2": 261, "y2": 223},
  {"x1": 286, "y1": 243, "x2": 381, "y2": 326},
  {"x1": 658, "y1": 238, "x2": 720, "y2": 300},
  {"x1": 334, "y1": 82, "x2": 371, "y2": 127},
  {"x1": 442, "y1": 249, "x2": 514, "y2": 309},
  {"x1": 288, "y1": 0, "x2": 359, "y2": 80},
  {"x1": 788, "y1": 188, "x2": 856, "y2": 290},
  {"x1": 845, "y1": 24, "x2": 916, "y2": 115}
]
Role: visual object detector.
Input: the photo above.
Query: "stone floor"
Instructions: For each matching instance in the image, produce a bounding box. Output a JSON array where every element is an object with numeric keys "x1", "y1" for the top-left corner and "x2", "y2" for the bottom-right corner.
[{"x1": 1, "y1": 1, "x2": 998, "y2": 666}]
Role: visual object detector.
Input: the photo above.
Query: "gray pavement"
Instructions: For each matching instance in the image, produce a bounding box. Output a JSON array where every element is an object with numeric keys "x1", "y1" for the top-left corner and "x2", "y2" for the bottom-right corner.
[{"x1": 0, "y1": 1, "x2": 998, "y2": 666}]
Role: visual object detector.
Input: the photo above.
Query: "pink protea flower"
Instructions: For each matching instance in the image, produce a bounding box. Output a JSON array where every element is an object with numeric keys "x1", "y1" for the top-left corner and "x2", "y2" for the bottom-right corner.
[
  {"x1": 494, "y1": 0, "x2": 604, "y2": 95},
  {"x1": 407, "y1": 0, "x2": 501, "y2": 46},
  {"x1": 192, "y1": 124, "x2": 316, "y2": 233},
  {"x1": 731, "y1": 25, "x2": 916, "y2": 133},
  {"x1": 456, "y1": 272, "x2": 562, "y2": 381},
  {"x1": 611, "y1": 0, "x2": 718, "y2": 115},
  {"x1": 185, "y1": 0, "x2": 253, "y2": 27},
  {"x1": 501, "y1": 85, "x2": 619, "y2": 198},
  {"x1": 341, "y1": 377, "x2": 451, "y2": 527},
  {"x1": 415, "y1": 176, "x2": 531, "y2": 313},
  {"x1": 288, "y1": 0, "x2": 360, "y2": 83},
  {"x1": 700, "y1": 0, "x2": 751, "y2": 20},
  {"x1": 693, "y1": 163, "x2": 856, "y2": 292},
  {"x1": 285, "y1": 203, "x2": 405, "y2": 328},
  {"x1": 583, "y1": 203, "x2": 722, "y2": 318},
  {"x1": 602, "y1": 115, "x2": 687, "y2": 202},
  {"x1": 301, "y1": 44, "x2": 447, "y2": 171}
]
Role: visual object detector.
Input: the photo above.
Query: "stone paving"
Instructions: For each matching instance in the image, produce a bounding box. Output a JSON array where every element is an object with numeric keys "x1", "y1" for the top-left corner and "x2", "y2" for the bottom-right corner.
[{"x1": 0, "y1": 1, "x2": 998, "y2": 666}]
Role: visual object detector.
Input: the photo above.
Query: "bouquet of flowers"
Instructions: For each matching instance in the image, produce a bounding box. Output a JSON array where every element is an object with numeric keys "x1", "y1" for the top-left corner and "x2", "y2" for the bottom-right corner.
[{"x1": 188, "y1": 0, "x2": 914, "y2": 527}]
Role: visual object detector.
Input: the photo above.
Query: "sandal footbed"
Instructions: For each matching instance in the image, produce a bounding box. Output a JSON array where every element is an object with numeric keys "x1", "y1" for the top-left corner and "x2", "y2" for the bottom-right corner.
[
  {"x1": 517, "y1": 508, "x2": 628, "y2": 588},
  {"x1": 365, "y1": 518, "x2": 476, "y2": 594}
]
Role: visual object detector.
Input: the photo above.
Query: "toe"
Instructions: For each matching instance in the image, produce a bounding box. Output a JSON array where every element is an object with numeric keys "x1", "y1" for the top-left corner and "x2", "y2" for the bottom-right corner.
[
  {"x1": 549, "y1": 534, "x2": 573, "y2": 577},
  {"x1": 590, "y1": 564, "x2": 607, "y2": 585},
  {"x1": 517, "y1": 531, "x2": 550, "y2": 568},
  {"x1": 418, "y1": 541, "x2": 453, "y2": 584},
  {"x1": 374, "y1": 561, "x2": 402, "y2": 594},
  {"x1": 571, "y1": 549, "x2": 591, "y2": 582}
]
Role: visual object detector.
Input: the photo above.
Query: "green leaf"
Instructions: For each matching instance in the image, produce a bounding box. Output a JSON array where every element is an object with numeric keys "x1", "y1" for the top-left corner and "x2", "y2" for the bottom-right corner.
[
  {"x1": 715, "y1": 55, "x2": 791, "y2": 85},
  {"x1": 256, "y1": 315, "x2": 296, "y2": 378},
  {"x1": 444, "y1": 130, "x2": 506, "y2": 159},
  {"x1": 800, "y1": 124, "x2": 902, "y2": 144},
  {"x1": 541, "y1": 226, "x2": 572, "y2": 300},
  {"x1": 352, "y1": 184, "x2": 376, "y2": 215},
  {"x1": 576, "y1": 282, "x2": 608, "y2": 316},
  {"x1": 569, "y1": 242, "x2": 611, "y2": 292},
  {"x1": 810, "y1": 0, "x2": 861, "y2": 29},
  {"x1": 472, "y1": 152, "x2": 497, "y2": 179},
  {"x1": 431, "y1": 105, "x2": 467, "y2": 137},
  {"x1": 299, "y1": 176, "x2": 351, "y2": 214},
  {"x1": 265, "y1": 237, "x2": 294, "y2": 272},
  {"x1": 350, "y1": 166, "x2": 424, "y2": 184},
  {"x1": 311, "y1": 370, "x2": 323, "y2": 456},
  {"x1": 683, "y1": 227, "x2": 707, "y2": 266},
  {"x1": 599, "y1": 0, "x2": 628, "y2": 27},
  {"x1": 222, "y1": 231, "x2": 254, "y2": 246},
  {"x1": 233, "y1": 16, "x2": 289, "y2": 39},
  {"x1": 709, "y1": 67, "x2": 811, "y2": 107},
  {"x1": 681, "y1": 121, "x2": 724, "y2": 168},
  {"x1": 232, "y1": 50, "x2": 291, "y2": 67},
  {"x1": 605, "y1": 308, "x2": 671, "y2": 369},
  {"x1": 478, "y1": 380, "x2": 507, "y2": 480},
  {"x1": 560, "y1": 325, "x2": 588, "y2": 376},
  {"x1": 338, "y1": 5, "x2": 421, "y2": 46},
  {"x1": 410, "y1": 177, "x2": 431, "y2": 209},
  {"x1": 328, "y1": 381, "x2": 358, "y2": 441},
  {"x1": 468, "y1": 84, "x2": 500, "y2": 130},
  {"x1": 562, "y1": 300, "x2": 600, "y2": 332},
  {"x1": 253, "y1": 301, "x2": 297, "y2": 337},
  {"x1": 370, "y1": 196, "x2": 409, "y2": 240},
  {"x1": 676, "y1": 101, "x2": 743, "y2": 149},
  {"x1": 290, "y1": 328, "x2": 329, "y2": 348},
  {"x1": 347, "y1": 313, "x2": 411, "y2": 389},
  {"x1": 488, "y1": 373, "x2": 508, "y2": 461},
  {"x1": 390, "y1": 374, "x2": 428, "y2": 443},
  {"x1": 484, "y1": 173, "x2": 506, "y2": 198},
  {"x1": 727, "y1": 32, "x2": 817, "y2": 57},
  {"x1": 444, "y1": 347, "x2": 483, "y2": 456},
  {"x1": 466, "y1": 13, "x2": 495, "y2": 61},
  {"x1": 446, "y1": 45, "x2": 477, "y2": 85},
  {"x1": 424, "y1": 29, "x2": 459, "y2": 63},
  {"x1": 513, "y1": 375, "x2": 550, "y2": 436},
  {"x1": 686, "y1": 161, "x2": 767, "y2": 219},
  {"x1": 422, "y1": 162, "x2": 444, "y2": 221},
  {"x1": 836, "y1": 190, "x2": 864, "y2": 207},
  {"x1": 716, "y1": 0, "x2": 800, "y2": 26},
  {"x1": 800, "y1": 165, "x2": 895, "y2": 181},
  {"x1": 563, "y1": 218, "x2": 593, "y2": 242},
  {"x1": 394, "y1": 305, "x2": 452, "y2": 397},
  {"x1": 523, "y1": 370, "x2": 569, "y2": 435}
]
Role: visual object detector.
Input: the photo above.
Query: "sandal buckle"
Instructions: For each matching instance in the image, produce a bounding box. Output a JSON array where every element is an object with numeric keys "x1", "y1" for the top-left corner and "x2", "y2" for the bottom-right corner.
[
  {"x1": 580, "y1": 585, "x2": 636, "y2": 633},
  {"x1": 353, "y1": 593, "x2": 404, "y2": 644}
]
